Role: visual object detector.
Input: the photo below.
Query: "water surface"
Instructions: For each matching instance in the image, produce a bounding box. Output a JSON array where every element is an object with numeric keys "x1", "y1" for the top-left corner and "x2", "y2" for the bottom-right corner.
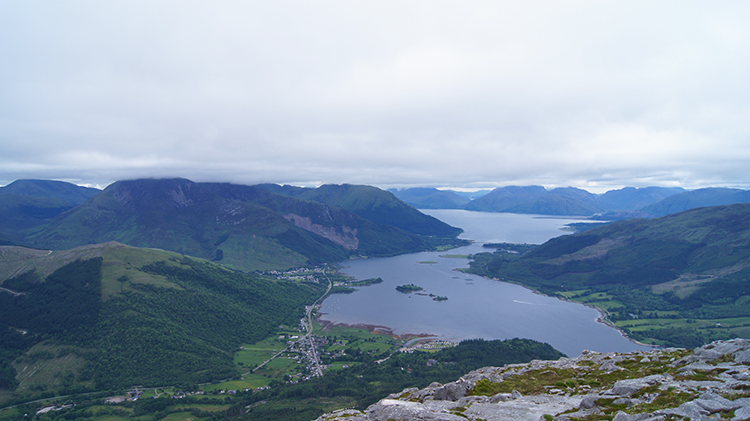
[{"x1": 319, "y1": 210, "x2": 648, "y2": 357}]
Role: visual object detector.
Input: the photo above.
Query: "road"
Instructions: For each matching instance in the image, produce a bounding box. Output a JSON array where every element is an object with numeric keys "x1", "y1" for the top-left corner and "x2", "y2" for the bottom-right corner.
[
  {"x1": 248, "y1": 267, "x2": 332, "y2": 377},
  {"x1": 305, "y1": 267, "x2": 332, "y2": 377}
]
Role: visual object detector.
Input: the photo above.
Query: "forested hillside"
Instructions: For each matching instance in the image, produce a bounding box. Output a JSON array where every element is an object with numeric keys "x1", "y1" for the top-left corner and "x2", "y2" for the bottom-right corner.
[{"x1": 0, "y1": 243, "x2": 325, "y2": 405}]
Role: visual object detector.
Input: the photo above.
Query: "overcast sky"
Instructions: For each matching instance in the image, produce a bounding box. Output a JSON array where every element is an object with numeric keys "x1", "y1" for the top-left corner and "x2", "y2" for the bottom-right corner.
[{"x1": 1, "y1": 1, "x2": 749, "y2": 192}]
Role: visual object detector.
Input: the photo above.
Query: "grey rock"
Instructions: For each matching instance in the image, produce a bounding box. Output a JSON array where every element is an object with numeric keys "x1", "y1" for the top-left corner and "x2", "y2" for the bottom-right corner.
[
  {"x1": 693, "y1": 347, "x2": 722, "y2": 362},
  {"x1": 579, "y1": 394, "x2": 600, "y2": 409},
  {"x1": 433, "y1": 380, "x2": 473, "y2": 401},
  {"x1": 600, "y1": 360, "x2": 626, "y2": 372},
  {"x1": 735, "y1": 349, "x2": 750, "y2": 364},
  {"x1": 456, "y1": 395, "x2": 486, "y2": 407},
  {"x1": 677, "y1": 361, "x2": 715, "y2": 373},
  {"x1": 464, "y1": 395, "x2": 583, "y2": 421},
  {"x1": 657, "y1": 400, "x2": 712, "y2": 420},
  {"x1": 710, "y1": 339, "x2": 750, "y2": 356},
  {"x1": 693, "y1": 391, "x2": 741, "y2": 413},
  {"x1": 489, "y1": 392, "x2": 513, "y2": 403},
  {"x1": 316, "y1": 409, "x2": 367, "y2": 421},
  {"x1": 734, "y1": 405, "x2": 750, "y2": 421},
  {"x1": 612, "y1": 411, "x2": 652, "y2": 421},
  {"x1": 613, "y1": 398, "x2": 634, "y2": 406},
  {"x1": 387, "y1": 387, "x2": 418, "y2": 399},
  {"x1": 606, "y1": 375, "x2": 665, "y2": 397},
  {"x1": 365, "y1": 399, "x2": 465, "y2": 421},
  {"x1": 316, "y1": 340, "x2": 750, "y2": 421}
]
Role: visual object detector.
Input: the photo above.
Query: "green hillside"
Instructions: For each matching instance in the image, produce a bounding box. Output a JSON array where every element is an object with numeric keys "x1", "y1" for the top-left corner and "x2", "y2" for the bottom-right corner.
[
  {"x1": 0, "y1": 242, "x2": 325, "y2": 405},
  {"x1": 0, "y1": 194, "x2": 81, "y2": 243},
  {"x1": 0, "y1": 180, "x2": 101, "y2": 244},
  {"x1": 467, "y1": 203, "x2": 750, "y2": 348},
  {"x1": 23, "y1": 179, "x2": 461, "y2": 272},
  {"x1": 259, "y1": 183, "x2": 462, "y2": 237}
]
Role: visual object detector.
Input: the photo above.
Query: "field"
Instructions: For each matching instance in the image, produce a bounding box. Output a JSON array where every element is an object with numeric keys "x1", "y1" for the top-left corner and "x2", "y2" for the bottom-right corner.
[
  {"x1": 557, "y1": 289, "x2": 625, "y2": 312},
  {"x1": 195, "y1": 323, "x2": 403, "y2": 394},
  {"x1": 557, "y1": 289, "x2": 750, "y2": 346}
]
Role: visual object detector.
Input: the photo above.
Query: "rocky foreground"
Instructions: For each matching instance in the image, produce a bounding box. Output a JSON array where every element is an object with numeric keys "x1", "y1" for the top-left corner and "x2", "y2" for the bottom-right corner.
[{"x1": 315, "y1": 339, "x2": 750, "y2": 421}]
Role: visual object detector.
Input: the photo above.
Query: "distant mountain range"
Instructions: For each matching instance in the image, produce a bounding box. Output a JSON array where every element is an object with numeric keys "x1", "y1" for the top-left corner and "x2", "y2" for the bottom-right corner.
[
  {"x1": 390, "y1": 185, "x2": 750, "y2": 218},
  {"x1": 0, "y1": 179, "x2": 465, "y2": 271}
]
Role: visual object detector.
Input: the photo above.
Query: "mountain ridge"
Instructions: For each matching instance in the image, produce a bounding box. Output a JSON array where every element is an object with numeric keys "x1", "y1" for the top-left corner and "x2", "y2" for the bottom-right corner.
[{"x1": 17, "y1": 178, "x2": 464, "y2": 271}]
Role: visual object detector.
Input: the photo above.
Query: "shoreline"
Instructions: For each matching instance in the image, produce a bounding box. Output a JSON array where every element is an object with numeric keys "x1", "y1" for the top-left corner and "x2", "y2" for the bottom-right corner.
[
  {"x1": 476, "y1": 272, "x2": 656, "y2": 349},
  {"x1": 315, "y1": 317, "x2": 439, "y2": 342},
  {"x1": 326, "y1": 238, "x2": 651, "y2": 354}
]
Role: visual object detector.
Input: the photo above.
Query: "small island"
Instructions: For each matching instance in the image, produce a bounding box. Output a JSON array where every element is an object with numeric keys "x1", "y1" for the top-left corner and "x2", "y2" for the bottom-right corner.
[
  {"x1": 349, "y1": 277, "x2": 384, "y2": 287},
  {"x1": 396, "y1": 284, "x2": 423, "y2": 293},
  {"x1": 433, "y1": 296, "x2": 448, "y2": 301}
]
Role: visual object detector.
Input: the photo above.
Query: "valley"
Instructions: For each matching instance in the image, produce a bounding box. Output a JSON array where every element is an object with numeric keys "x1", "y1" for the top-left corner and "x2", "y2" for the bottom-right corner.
[{"x1": 3, "y1": 179, "x2": 750, "y2": 420}]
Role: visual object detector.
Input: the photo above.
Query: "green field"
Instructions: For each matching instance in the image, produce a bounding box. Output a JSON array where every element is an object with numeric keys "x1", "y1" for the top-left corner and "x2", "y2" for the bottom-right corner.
[{"x1": 234, "y1": 336, "x2": 291, "y2": 370}]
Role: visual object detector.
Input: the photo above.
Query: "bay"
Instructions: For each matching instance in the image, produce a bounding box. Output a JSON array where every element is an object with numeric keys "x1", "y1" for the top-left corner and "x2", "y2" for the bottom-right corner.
[{"x1": 319, "y1": 210, "x2": 651, "y2": 357}]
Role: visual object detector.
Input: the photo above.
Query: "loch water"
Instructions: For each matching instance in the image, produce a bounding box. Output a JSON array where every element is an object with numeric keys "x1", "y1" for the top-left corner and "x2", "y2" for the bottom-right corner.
[{"x1": 318, "y1": 210, "x2": 651, "y2": 357}]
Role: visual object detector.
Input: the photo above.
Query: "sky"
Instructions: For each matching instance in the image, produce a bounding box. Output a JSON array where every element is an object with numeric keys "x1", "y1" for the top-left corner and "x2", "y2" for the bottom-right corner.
[{"x1": 1, "y1": 1, "x2": 750, "y2": 193}]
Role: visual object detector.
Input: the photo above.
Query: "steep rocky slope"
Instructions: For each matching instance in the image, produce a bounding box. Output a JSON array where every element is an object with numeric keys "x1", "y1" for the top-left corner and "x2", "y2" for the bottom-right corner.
[{"x1": 316, "y1": 339, "x2": 750, "y2": 421}]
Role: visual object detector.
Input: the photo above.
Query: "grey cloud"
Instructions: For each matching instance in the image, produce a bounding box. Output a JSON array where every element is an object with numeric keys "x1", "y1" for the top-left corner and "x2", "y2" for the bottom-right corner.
[{"x1": 1, "y1": 1, "x2": 750, "y2": 191}]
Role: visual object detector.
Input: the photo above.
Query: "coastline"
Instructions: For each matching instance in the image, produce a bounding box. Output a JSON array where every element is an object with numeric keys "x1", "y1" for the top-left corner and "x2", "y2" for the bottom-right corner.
[
  {"x1": 315, "y1": 316, "x2": 438, "y2": 342},
  {"x1": 473, "y1": 272, "x2": 656, "y2": 349}
]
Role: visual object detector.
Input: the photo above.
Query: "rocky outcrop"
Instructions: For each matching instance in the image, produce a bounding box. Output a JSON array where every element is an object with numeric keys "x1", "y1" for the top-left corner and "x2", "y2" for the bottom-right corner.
[
  {"x1": 284, "y1": 213, "x2": 359, "y2": 250},
  {"x1": 315, "y1": 339, "x2": 750, "y2": 421}
]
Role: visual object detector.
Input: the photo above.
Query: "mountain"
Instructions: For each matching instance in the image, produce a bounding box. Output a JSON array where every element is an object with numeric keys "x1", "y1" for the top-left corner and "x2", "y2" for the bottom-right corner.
[
  {"x1": 258, "y1": 183, "x2": 462, "y2": 237},
  {"x1": 639, "y1": 187, "x2": 750, "y2": 217},
  {"x1": 464, "y1": 186, "x2": 602, "y2": 216},
  {"x1": 451, "y1": 189, "x2": 492, "y2": 200},
  {"x1": 25, "y1": 179, "x2": 462, "y2": 271},
  {"x1": 0, "y1": 180, "x2": 101, "y2": 244},
  {"x1": 462, "y1": 185, "x2": 548, "y2": 212},
  {"x1": 451, "y1": 185, "x2": 744, "y2": 219},
  {"x1": 317, "y1": 339, "x2": 750, "y2": 421},
  {"x1": 387, "y1": 187, "x2": 471, "y2": 209},
  {"x1": 0, "y1": 242, "x2": 325, "y2": 403},
  {"x1": 467, "y1": 203, "x2": 750, "y2": 347},
  {"x1": 597, "y1": 186, "x2": 685, "y2": 211},
  {"x1": 0, "y1": 179, "x2": 100, "y2": 205},
  {"x1": 464, "y1": 185, "x2": 688, "y2": 216}
]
